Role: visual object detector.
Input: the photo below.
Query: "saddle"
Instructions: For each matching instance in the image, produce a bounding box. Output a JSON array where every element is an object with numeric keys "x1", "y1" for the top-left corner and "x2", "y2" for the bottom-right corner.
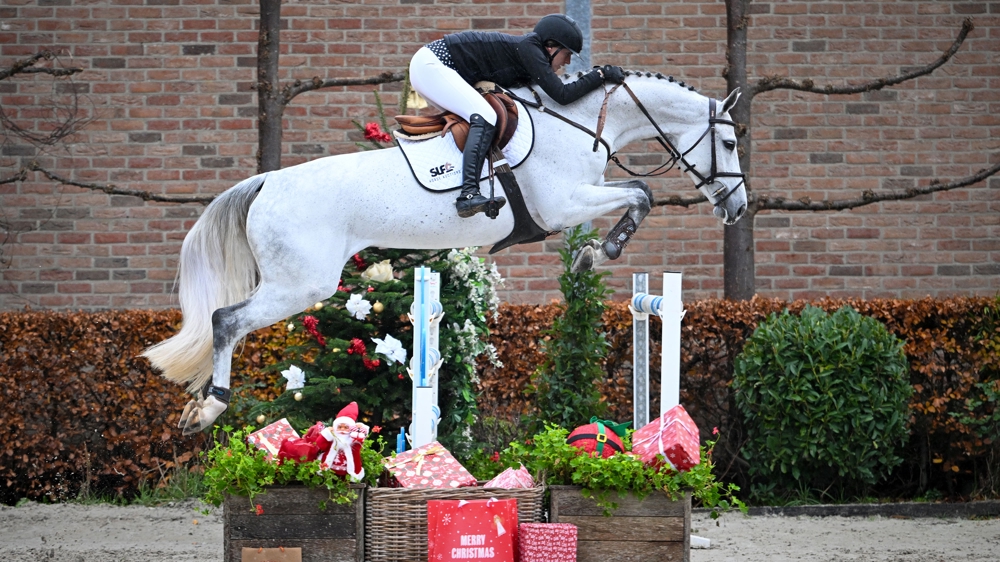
[{"x1": 394, "y1": 87, "x2": 519, "y2": 152}]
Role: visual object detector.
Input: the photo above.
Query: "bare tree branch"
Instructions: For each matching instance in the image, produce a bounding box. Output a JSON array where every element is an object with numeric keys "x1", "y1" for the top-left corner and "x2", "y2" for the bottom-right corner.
[
  {"x1": 0, "y1": 168, "x2": 28, "y2": 185},
  {"x1": 282, "y1": 71, "x2": 407, "y2": 105},
  {"x1": 752, "y1": 18, "x2": 974, "y2": 97},
  {"x1": 29, "y1": 163, "x2": 216, "y2": 205},
  {"x1": 654, "y1": 194, "x2": 709, "y2": 208},
  {"x1": 0, "y1": 51, "x2": 82, "y2": 81},
  {"x1": 754, "y1": 159, "x2": 1000, "y2": 212}
]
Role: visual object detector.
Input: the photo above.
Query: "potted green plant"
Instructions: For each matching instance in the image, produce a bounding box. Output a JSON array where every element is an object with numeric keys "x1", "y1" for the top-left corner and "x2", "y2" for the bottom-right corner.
[
  {"x1": 201, "y1": 425, "x2": 385, "y2": 562},
  {"x1": 503, "y1": 425, "x2": 745, "y2": 562}
]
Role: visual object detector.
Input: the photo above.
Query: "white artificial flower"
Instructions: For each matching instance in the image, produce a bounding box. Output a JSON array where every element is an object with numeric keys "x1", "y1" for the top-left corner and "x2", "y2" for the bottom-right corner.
[
  {"x1": 360, "y1": 259, "x2": 394, "y2": 283},
  {"x1": 372, "y1": 334, "x2": 407, "y2": 365},
  {"x1": 281, "y1": 365, "x2": 306, "y2": 391},
  {"x1": 346, "y1": 293, "x2": 372, "y2": 320}
]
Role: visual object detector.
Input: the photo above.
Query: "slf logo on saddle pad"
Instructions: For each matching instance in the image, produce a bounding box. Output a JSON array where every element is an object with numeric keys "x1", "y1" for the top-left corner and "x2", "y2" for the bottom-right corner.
[
  {"x1": 394, "y1": 100, "x2": 534, "y2": 192},
  {"x1": 429, "y1": 162, "x2": 456, "y2": 178}
]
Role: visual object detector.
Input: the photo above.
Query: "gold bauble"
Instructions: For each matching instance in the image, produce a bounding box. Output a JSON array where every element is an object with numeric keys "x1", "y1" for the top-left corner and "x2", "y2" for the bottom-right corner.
[
  {"x1": 256, "y1": 414, "x2": 266, "y2": 424},
  {"x1": 332, "y1": 348, "x2": 341, "y2": 353},
  {"x1": 373, "y1": 301, "x2": 384, "y2": 313},
  {"x1": 294, "y1": 392, "x2": 303, "y2": 401},
  {"x1": 313, "y1": 302, "x2": 324, "y2": 311}
]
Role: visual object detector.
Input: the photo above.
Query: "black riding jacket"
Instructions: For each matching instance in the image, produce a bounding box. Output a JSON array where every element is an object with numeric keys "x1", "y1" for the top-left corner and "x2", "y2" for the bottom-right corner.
[{"x1": 441, "y1": 31, "x2": 603, "y2": 106}]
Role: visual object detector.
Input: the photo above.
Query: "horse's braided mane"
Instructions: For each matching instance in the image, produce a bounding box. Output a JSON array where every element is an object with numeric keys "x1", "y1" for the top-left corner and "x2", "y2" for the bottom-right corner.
[{"x1": 566, "y1": 69, "x2": 699, "y2": 93}]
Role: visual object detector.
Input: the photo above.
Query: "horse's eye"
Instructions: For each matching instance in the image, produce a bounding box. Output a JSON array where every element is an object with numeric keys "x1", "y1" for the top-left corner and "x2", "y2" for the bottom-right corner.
[{"x1": 723, "y1": 140, "x2": 736, "y2": 151}]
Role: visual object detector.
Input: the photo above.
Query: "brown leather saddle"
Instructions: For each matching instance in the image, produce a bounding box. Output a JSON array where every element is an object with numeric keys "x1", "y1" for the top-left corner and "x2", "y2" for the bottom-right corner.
[{"x1": 394, "y1": 90, "x2": 519, "y2": 152}]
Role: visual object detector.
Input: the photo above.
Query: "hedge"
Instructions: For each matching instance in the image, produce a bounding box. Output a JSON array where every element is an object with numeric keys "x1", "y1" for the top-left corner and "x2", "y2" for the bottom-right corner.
[{"x1": 1, "y1": 296, "x2": 997, "y2": 503}]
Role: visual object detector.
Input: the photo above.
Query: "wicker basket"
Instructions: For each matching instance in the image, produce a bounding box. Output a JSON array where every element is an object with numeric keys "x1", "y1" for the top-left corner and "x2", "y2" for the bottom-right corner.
[{"x1": 364, "y1": 485, "x2": 545, "y2": 562}]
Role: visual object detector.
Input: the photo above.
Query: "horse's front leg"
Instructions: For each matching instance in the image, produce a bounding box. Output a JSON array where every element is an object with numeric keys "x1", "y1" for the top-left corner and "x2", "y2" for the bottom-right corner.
[{"x1": 570, "y1": 179, "x2": 652, "y2": 272}]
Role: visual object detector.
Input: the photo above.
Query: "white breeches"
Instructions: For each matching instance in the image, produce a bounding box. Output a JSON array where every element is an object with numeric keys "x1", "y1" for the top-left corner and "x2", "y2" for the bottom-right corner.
[{"x1": 408, "y1": 46, "x2": 498, "y2": 126}]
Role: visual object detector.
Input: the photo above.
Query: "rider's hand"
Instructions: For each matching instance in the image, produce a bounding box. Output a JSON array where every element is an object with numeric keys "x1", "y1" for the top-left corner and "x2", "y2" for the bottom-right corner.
[{"x1": 601, "y1": 65, "x2": 625, "y2": 84}]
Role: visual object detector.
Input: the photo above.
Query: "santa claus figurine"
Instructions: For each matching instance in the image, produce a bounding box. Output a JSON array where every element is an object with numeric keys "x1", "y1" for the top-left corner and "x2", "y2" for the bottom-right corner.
[{"x1": 318, "y1": 402, "x2": 369, "y2": 481}]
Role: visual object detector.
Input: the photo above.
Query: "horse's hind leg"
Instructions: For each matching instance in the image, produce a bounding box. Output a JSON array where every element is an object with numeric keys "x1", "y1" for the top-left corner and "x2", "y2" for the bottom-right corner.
[
  {"x1": 177, "y1": 279, "x2": 334, "y2": 434},
  {"x1": 571, "y1": 180, "x2": 652, "y2": 272}
]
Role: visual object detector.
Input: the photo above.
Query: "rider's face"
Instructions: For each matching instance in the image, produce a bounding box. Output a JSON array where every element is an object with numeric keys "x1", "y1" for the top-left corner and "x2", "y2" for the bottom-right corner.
[{"x1": 547, "y1": 47, "x2": 572, "y2": 72}]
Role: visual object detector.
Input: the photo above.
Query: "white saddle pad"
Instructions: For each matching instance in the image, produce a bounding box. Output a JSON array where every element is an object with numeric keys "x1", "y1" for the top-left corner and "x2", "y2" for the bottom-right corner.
[{"x1": 394, "y1": 101, "x2": 534, "y2": 192}]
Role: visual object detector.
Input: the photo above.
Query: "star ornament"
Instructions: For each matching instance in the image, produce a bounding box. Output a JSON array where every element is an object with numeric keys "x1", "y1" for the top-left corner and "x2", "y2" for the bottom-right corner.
[
  {"x1": 346, "y1": 293, "x2": 372, "y2": 320},
  {"x1": 281, "y1": 365, "x2": 306, "y2": 391},
  {"x1": 372, "y1": 334, "x2": 407, "y2": 365}
]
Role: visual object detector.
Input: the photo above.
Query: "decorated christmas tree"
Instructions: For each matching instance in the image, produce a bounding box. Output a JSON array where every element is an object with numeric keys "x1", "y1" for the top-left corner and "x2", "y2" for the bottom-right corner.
[{"x1": 251, "y1": 247, "x2": 502, "y2": 456}]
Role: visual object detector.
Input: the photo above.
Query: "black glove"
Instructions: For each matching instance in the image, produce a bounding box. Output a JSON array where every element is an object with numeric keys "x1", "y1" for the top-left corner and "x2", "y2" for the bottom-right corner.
[{"x1": 601, "y1": 65, "x2": 625, "y2": 84}]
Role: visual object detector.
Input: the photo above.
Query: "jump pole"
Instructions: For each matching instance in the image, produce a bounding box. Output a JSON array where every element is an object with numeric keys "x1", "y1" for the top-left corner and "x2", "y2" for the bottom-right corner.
[
  {"x1": 630, "y1": 271, "x2": 685, "y2": 426},
  {"x1": 631, "y1": 272, "x2": 709, "y2": 549},
  {"x1": 407, "y1": 266, "x2": 444, "y2": 450}
]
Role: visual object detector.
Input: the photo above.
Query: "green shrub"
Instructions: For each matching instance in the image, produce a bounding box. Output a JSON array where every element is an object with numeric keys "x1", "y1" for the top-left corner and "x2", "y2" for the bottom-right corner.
[
  {"x1": 733, "y1": 305, "x2": 911, "y2": 501},
  {"x1": 526, "y1": 225, "x2": 610, "y2": 432}
]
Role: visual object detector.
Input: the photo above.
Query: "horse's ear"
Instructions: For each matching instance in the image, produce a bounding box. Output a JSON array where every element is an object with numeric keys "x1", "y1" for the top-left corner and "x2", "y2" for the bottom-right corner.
[{"x1": 721, "y1": 88, "x2": 741, "y2": 114}]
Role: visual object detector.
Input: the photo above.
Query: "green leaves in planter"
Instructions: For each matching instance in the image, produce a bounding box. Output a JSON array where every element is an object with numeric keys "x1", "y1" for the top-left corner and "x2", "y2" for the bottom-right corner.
[
  {"x1": 201, "y1": 425, "x2": 385, "y2": 512},
  {"x1": 733, "y1": 305, "x2": 911, "y2": 501},
  {"x1": 504, "y1": 425, "x2": 745, "y2": 518}
]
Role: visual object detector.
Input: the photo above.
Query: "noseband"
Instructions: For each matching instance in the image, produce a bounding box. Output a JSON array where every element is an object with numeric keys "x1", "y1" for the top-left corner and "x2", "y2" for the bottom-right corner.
[{"x1": 608, "y1": 83, "x2": 746, "y2": 207}]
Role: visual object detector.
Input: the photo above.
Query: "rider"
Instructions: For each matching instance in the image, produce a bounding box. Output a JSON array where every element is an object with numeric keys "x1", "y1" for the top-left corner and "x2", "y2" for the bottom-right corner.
[{"x1": 408, "y1": 14, "x2": 626, "y2": 218}]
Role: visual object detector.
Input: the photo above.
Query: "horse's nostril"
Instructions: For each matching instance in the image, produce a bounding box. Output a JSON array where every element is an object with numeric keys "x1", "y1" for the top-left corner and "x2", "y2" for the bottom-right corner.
[{"x1": 737, "y1": 203, "x2": 747, "y2": 219}]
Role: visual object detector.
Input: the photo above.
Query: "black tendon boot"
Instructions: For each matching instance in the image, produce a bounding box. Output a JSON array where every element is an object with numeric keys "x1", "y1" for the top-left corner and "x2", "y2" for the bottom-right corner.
[{"x1": 455, "y1": 114, "x2": 506, "y2": 218}]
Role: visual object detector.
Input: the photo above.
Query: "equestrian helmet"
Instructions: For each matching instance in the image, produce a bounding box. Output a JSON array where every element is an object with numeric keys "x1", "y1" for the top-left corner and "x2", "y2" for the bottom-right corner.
[{"x1": 533, "y1": 14, "x2": 584, "y2": 54}]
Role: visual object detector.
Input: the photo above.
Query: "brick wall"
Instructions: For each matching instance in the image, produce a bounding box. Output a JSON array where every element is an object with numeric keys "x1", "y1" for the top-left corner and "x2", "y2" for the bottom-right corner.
[{"x1": 1, "y1": 0, "x2": 997, "y2": 310}]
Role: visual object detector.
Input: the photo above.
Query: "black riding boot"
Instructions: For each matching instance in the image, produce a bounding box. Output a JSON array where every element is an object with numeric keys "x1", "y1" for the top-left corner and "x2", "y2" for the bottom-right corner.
[{"x1": 455, "y1": 114, "x2": 506, "y2": 218}]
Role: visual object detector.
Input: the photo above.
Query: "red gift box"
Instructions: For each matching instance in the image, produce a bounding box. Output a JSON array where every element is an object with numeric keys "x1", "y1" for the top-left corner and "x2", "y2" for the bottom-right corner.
[
  {"x1": 631, "y1": 404, "x2": 701, "y2": 472},
  {"x1": 518, "y1": 523, "x2": 577, "y2": 562},
  {"x1": 484, "y1": 464, "x2": 534, "y2": 489},
  {"x1": 383, "y1": 441, "x2": 477, "y2": 489},
  {"x1": 246, "y1": 418, "x2": 299, "y2": 462},
  {"x1": 428, "y1": 499, "x2": 518, "y2": 562}
]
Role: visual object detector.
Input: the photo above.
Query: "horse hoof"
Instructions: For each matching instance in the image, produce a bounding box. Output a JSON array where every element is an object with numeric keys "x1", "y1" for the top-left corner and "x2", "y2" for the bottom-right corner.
[
  {"x1": 571, "y1": 245, "x2": 596, "y2": 273},
  {"x1": 179, "y1": 396, "x2": 228, "y2": 435},
  {"x1": 178, "y1": 399, "x2": 199, "y2": 429}
]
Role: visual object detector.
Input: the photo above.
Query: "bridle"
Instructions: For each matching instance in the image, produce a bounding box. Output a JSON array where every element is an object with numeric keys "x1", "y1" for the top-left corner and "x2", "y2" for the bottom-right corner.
[{"x1": 500, "y1": 81, "x2": 746, "y2": 208}]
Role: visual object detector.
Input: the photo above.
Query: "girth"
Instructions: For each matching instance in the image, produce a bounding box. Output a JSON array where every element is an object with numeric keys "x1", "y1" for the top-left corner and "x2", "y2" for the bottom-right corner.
[{"x1": 394, "y1": 90, "x2": 519, "y2": 152}]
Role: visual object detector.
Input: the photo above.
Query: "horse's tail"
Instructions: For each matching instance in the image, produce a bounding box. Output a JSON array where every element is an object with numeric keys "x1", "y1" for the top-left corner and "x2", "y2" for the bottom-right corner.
[{"x1": 142, "y1": 173, "x2": 266, "y2": 394}]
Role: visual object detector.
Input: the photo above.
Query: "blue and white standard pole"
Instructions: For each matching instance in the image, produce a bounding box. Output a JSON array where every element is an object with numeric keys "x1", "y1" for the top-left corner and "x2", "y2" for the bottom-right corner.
[
  {"x1": 408, "y1": 267, "x2": 444, "y2": 449},
  {"x1": 630, "y1": 271, "x2": 685, "y2": 418}
]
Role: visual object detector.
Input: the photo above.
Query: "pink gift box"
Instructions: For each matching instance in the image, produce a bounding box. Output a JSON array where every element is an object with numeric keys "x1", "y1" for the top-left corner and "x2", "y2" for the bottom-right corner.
[
  {"x1": 631, "y1": 404, "x2": 701, "y2": 472},
  {"x1": 518, "y1": 523, "x2": 576, "y2": 562},
  {"x1": 484, "y1": 464, "x2": 535, "y2": 489},
  {"x1": 246, "y1": 418, "x2": 299, "y2": 462},
  {"x1": 383, "y1": 441, "x2": 477, "y2": 489}
]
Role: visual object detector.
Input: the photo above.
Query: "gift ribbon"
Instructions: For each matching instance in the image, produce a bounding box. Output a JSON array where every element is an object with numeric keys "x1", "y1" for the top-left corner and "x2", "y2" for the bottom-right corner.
[
  {"x1": 384, "y1": 443, "x2": 445, "y2": 476},
  {"x1": 589, "y1": 416, "x2": 632, "y2": 438}
]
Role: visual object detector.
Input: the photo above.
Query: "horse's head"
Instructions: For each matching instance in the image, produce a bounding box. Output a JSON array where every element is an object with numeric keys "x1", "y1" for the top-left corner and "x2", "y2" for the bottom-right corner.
[{"x1": 673, "y1": 88, "x2": 747, "y2": 225}]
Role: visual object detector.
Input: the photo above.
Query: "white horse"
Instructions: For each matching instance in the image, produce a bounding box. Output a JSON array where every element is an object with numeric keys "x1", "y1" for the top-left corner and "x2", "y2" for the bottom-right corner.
[{"x1": 142, "y1": 72, "x2": 748, "y2": 434}]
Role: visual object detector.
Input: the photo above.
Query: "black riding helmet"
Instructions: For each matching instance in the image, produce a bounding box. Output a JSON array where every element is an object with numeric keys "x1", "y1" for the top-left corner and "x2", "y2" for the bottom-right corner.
[{"x1": 533, "y1": 14, "x2": 584, "y2": 55}]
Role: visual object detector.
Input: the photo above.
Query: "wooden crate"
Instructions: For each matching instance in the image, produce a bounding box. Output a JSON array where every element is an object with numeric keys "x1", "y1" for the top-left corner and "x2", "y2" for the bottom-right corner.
[
  {"x1": 549, "y1": 485, "x2": 690, "y2": 562},
  {"x1": 223, "y1": 484, "x2": 365, "y2": 562}
]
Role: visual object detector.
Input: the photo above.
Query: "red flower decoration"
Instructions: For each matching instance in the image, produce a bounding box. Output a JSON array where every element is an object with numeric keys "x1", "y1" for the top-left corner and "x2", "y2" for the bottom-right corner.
[
  {"x1": 364, "y1": 122, "x2": 392, "y2": 144},
  {"x1": 712, "y1": 426, "x2": 719, "y2": 435},
  {"x1": 490, "y1": 451, "x2": 500, "y2": 462},
  {"x1": 398, "y1": 373, "x2": 405, "y2": 380},
  {"x1": 255, "y1": 504, "x2": 264, "y2": 516},
  {"x1": 337, "y1": 278, "x2": 347, "y2": 293},
  {"x1": 347, "y1": 337, "x2": 366, "y2": 355},
  {"x1": 367, "y1": 286, "x2": 375, "y2": 292},
  {"x1": 352, "y1": 253, "x2": 366, "y2": 270},
  {"x1": 302, "y1": 315, "x2": 326, "y2": 347},
  {"x1": 372, "y1": 425, "x2": 382, "y2": 433},
  {"x1": 363, "y1": 357, "x2": 381, "y2": 371}
]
